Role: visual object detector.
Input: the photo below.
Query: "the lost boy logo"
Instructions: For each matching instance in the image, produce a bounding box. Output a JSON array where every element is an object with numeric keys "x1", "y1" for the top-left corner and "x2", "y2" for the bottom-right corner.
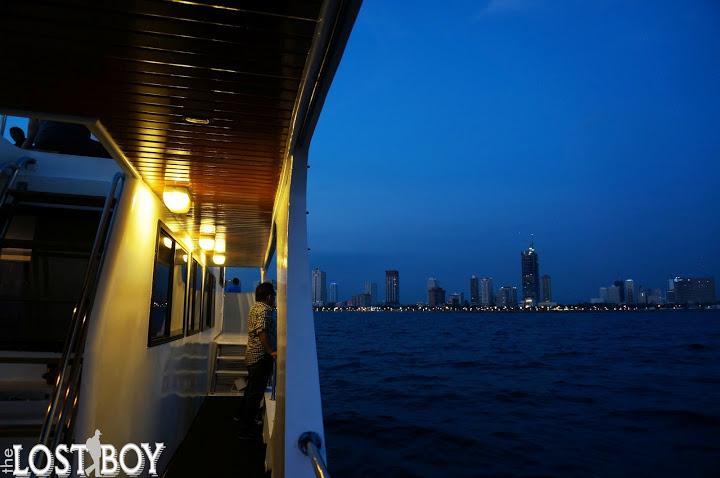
[{"x1": 1, "y1": 429, "x2": 165, "y2": 477}]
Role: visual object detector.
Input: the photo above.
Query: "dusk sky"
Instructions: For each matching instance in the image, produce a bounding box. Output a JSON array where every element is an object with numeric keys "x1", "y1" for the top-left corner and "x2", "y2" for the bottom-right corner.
[
  {"x1": 7, "y1": 1, "x2": 714, "y2": 304},
  {"x1": 305, "y1": 0, "x2": 720, "y2": 303}
]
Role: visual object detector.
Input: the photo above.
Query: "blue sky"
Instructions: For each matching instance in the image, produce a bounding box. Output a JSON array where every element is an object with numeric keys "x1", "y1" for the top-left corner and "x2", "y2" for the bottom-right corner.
[{"x1": 306, "y1": 0, "x2": 720, "y2": 303}]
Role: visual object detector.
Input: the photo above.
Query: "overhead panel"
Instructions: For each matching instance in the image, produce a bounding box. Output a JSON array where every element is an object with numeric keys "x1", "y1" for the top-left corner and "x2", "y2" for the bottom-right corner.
[{"x1": 0, "y1": 0, "x2": 324, "y2": 266}]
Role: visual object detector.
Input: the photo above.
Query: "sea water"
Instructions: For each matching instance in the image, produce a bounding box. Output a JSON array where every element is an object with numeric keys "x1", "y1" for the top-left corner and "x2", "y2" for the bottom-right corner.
[{"x1": 316, "y1": 310, "x2": 720, "y2": 477}]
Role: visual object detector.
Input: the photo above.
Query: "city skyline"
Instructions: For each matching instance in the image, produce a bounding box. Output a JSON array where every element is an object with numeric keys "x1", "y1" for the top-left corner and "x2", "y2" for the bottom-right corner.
[
  {"x1": 308, "y1": 243, "x2": 715, "y2": 306},
  {"x1": 305, "y1": 0, "x2": 719, "y2": 303}
]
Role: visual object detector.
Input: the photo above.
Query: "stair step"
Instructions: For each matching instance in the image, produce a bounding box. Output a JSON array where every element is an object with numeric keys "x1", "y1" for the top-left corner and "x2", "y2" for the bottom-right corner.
[
  {"x1": 208, "y1": 391, "x2": 245, "y2": 397},
  {"x1": 7, "y1": 189, "x2": 109, "y2": 208},
  {"x1": 217, "y1": 355, "x2": 246, "y2": 361},
  {"x1": 215, "y1": 370, "x2": 248, "y2": 376},
  {"x1": 0, "y1": 423, "x2": 42, "y2": 437}
]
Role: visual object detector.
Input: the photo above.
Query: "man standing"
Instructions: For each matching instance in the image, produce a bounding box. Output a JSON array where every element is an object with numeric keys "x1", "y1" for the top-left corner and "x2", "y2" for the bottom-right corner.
[{"x1": 238, "y1": 282, "x2": 276, "y2": 438}]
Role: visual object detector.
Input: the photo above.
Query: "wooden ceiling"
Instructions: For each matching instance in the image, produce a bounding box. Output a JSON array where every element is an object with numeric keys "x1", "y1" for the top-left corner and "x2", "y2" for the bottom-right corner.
[{"x1": 0, "y1": 0, "x2": 329, "y2": 266}]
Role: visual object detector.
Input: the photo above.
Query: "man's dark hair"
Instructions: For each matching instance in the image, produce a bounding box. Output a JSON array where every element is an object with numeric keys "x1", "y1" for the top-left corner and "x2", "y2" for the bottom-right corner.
[
  {"x1": 232, "y1": 277, "x2": 240, "y2": 286},
  {"x1": 9, "y1": 126, "x2": 25, "y2": 146},
  {"x1": 255, "y1": 282, "x2": 275, "y2": 301}
]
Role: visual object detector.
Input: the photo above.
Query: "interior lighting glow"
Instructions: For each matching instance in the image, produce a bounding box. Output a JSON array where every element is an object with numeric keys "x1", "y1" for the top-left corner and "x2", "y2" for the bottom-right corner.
[
  {"x1": 184, "y1": 116, "x2": 210, "y2": 125},
  {"x1": 162, "y1": 186, "x2": 191, "y2": 214},
  {"x1": 214, "y1": 238, "x2": 226, "y2": 253},
  {"x1": 199, "y1": 236, "x2": 215, "y2": 251},
  {"x1": 162, "y1": 237, "x2": 173, "y2": 249},
  {"x1": 200, "y1": 224, "x2": 216, "y2": 234},
  {"x1": 212, "y1": 254, "x2": 226, "y2": 265}
]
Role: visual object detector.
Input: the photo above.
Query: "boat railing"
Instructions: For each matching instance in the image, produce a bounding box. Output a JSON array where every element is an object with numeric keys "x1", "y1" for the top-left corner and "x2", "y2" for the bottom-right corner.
[
  {"x1": 0, "y1": 156, "x2": 36, "y2": 206},
  {"x1": 271, "y1": 360, "x2": 277, "y2": 401},
  {"x1": 38, "y1": 171, "x2": 125, "y2": 448},
  {"x1": 298, "y1": 431, "x2": 330, "y2": 478},
  {"x1": 0, "y1": 114, "x2": 6, "y2": 138}
]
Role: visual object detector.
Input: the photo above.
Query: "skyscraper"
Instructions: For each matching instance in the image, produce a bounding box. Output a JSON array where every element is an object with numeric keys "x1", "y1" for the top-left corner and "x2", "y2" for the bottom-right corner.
[
  {"x1": 470, "y1": 275, "x2": 479, "y2": 305},
  {"x1": 427, "y1": 277, "x2": 439, "y2": 290},
  {"x1": 448, "y1": 292, "x2": 464, "y2": 306},
  {"x1": 613, "y1": 280, "x2": 626, "y2": 303},
  {"x1": 385, "y1": 270, "x2": 399, "y2": 305},
  {"x1": 311, "y1": 267, "x2": 326, "y2": 306},
  {"x1": 671, "y1": 277, "x2": 716, "y2": 304},
  {"x1": 541, "y1": 274, "x2": 552, "y2": 302},
  {"x1": 624, "y1": 279, "x2": 635, "y2": 304},
  {"x1": 328, "y1": 282, "x2": 338, "y2": 305},
  {"x1": 428, "y1": 286, "x2": 446, "y2": 307},
  {"x1": 521, "y1": 243, "x2": 540, "y2": 306},
  {"x1": 480, "y1": 277, "x2": 494, "y2": 306},
  {"x1": 496, "y1": 286, "x2": 518, "y2": 307},
  {"x1": 364, "y1": 281, "x2": 378, "y2": 305},
  {"x1": 607, "y1": 285, "x2": 621, "y2": 304},
  {"x1": 599, "y1": 287, "x2": 609, "y2": 303}
]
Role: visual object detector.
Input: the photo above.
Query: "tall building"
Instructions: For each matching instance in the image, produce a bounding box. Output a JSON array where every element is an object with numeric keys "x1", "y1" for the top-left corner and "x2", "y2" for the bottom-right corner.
[
  {"x1": 599, "y1": 287, "x2": 609, "y2": 303},
  {"x1": 607, "y1": 285, "x2": 622, "y2": 304},
  {"x1": 385, "y1": 270, "x2": 400, "y2": 306},
  {"x1": 541, "y1": 274, "x2": 552, "y2": 302},
  {"x1": 613, "y1": 280, "x2": 626, "y2": 303},
  {"x1": 480, "y1": 277, "x2": 494, "y2": 306},
  {"x1": 428, "y1": 286, "x2": 446, "y2": 307},
  {"x1": 328, "y1": 282, "x2": 338, "y2": 305},
  {"x1": 521, "y1": 243, "x2": 540, "y2": 306},
  {"x1": 671, "y1": 277, "x2": 716, "y2": 304},
  {"x1": 311, "y1": 267, "x2": 326, "y2": 306},
  {"x1": 496, "y1": 286, "x2": 518, "y2": 307},
  {"x1": 624, "y1": 279, "x2": 635, "y2": 305},
  {"x1": 470, "y1": 275, "x2": 479, "y2": 305},
  {"x1": 364, "y1": 281, "x2": 378, "y2": 305},
  {"x1": 448, "y1": 292, "x2": 464, "y2": 306},
  {"x1": 427, "y1": 277, "x2": 439, "y2": 290}
]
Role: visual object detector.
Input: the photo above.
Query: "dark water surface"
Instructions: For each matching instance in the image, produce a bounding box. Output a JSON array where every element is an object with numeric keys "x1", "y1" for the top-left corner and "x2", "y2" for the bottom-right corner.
[{"x1": 316, "y1": 311, "x2": 720, "y2": 477}]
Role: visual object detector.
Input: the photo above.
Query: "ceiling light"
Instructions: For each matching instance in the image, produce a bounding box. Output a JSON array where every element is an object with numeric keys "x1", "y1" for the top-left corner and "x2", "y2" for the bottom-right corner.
[
  {"x1": 214, "y1": 238, "x2": 226, "y2": 253},
  {"x1": 199, "y1": 235, "x2": 215, "y2": 251},
  {"x1": 162, "y1": 186, "x2": 191, "y2": 214},
  {"x1": 184, "y1": 116, "x2": 210, "y2": 125},
  {"x1": 200, "y1": 224, "x2": 216, "y2": 235},
  {"x1": 162, "y1": 237, "x2": 173, "y2": 249},
  {"x1": 212, "y1": 254, "x2": 226, "y2": 265}
]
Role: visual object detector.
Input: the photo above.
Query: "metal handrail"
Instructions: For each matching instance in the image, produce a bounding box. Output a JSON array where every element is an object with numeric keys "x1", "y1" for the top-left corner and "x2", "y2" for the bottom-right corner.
[
  {"x1": 0, "y1": 156, "x2": 36, "y2": 205},
  {"x1": 39, "y1": 172, "x2": 125, "y2": 448},
  {"x1": 0, "y1": 114, "x2": 7, "y2": 138},
  {"x1": 271, "y1": 360, "x2": 277, "y2": 401},
  {"x1": 298, "y1": 432, "x2": 330, "y2": 478}
]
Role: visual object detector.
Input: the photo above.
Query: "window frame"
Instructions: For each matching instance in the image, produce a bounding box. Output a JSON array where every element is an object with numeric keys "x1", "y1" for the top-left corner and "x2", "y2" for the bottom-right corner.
[
  {"x1": 185, "y1": 255, "x2": 204, "y2": 336},
  {"x1": 147, "y1": 223, "x2": 188, "y2": 347},
  {"x1": 204, "y1": 269, "x2": 216, "y2": 329}
]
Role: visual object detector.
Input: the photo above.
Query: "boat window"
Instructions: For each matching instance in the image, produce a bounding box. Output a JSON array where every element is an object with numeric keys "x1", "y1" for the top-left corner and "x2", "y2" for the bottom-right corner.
[
  {"x1": 148, "y1": 227, "x2": 187, "y2": 346},
  {"x1": 1, "y1": 114, "x2": 110, "y2": 157},
  {"x1": 204, "y1": 270, "x2": 216, "y2": 329},
  {"x1": 187, "y1": 257, "x2": 203, "y2": 335}
]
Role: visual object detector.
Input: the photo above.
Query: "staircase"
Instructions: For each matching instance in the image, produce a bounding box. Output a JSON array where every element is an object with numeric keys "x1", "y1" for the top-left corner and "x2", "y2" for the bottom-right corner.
[
  {"x1": 0, "y1": 157, "x2": 124, "y2": 447},
  {"x1": 210, "y1": 341, "x2": 249, "y2": 396}
]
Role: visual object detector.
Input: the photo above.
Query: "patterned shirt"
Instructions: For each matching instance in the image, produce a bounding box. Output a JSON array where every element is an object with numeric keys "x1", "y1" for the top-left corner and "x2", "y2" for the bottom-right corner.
[{"x1": 246, "y1": 301, "x2": 276, "y2": 365}]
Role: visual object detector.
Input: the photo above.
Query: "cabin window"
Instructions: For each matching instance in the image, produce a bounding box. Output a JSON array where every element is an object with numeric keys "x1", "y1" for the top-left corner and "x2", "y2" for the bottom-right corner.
[
  {"x1": 187, "y1": 257, "x2": 203, "y2": 334},
  {"x1": 148, "y1": 227, "x2": 187, "y2": 346},
  {"x1": 204, "y1": 270, "x2": 216, "y2": 329}
]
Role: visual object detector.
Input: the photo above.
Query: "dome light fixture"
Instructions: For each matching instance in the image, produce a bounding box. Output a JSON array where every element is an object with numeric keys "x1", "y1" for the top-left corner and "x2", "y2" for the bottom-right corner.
[
  {"x1": 212, "y1": 254, "x2": 226, "y2": 265},
  {"x1": 162, "y1": 186, "x2": 191, "y2": 214},
  {"x1": 199, "y1": 235, "x2": 215, "y2": 251}
]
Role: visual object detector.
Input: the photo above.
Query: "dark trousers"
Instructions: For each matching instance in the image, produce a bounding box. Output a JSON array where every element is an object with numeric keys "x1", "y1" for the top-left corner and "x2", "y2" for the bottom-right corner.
[{"x1": 240, "y1": 354, "x2": 274, "y2": 431}]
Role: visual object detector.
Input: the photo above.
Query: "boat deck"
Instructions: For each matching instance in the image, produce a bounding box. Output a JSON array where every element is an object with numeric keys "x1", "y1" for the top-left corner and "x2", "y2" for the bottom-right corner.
[{"x1": 164, "y1": 397, "x2": 268, "y2": 478}]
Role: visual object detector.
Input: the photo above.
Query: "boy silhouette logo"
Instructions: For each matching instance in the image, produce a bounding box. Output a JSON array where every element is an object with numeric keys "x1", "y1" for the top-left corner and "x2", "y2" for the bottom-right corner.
[{"x1": 84, "y1": 429, "x2": 103, "y2": 477}]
